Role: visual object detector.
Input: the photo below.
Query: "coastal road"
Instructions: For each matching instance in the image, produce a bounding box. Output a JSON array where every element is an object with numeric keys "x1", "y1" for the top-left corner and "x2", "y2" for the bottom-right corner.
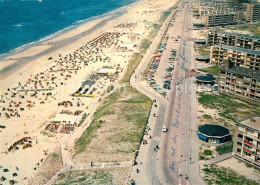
[
  {"x1": 130, "y1": 2, "x2": 205, "y2": 185},
  {"x1": 156, "y1": 2, "x2": 205, "y2": 185},
  {"x1": 130, "y1": 8, "x2": 176, "y2": 185}
]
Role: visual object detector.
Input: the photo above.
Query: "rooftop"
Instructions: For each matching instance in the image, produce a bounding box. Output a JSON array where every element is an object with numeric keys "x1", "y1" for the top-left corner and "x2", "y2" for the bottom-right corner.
[
  {"x1": 196, "y1": 75, "x2": 216, "y2": 82},
  {"x1": 97, "y1": 68, "x2": 116, "y2": 74},
  {"x1": 237, "y1": 115, "x2": 260, "y2": 132},
  {"x1": 195, "y1": 55, "x2": 210, "y2": 61},
  {"x1": 194, "y1": 39, "x2": 207, "y2": 44},
  {"x1": 51, "y1": 112, "x2": 86, "y2": 124},
  {"x1": 198, "y1": 124, "x2": 230, "y2": 137},
  {"x1": 214, "y1": 44, "x2": 260, "y2": 55},
  {"x1": 209, "y1": 30, "x2": 260, "y2": 40},
  {"x1": 220, "y1": 66, "x2": 260, "y2": 81}
]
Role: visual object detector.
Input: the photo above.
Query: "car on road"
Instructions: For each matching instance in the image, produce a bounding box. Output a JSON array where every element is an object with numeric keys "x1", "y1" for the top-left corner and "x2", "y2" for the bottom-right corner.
[
  {"x1": 163, "y1": 126, "x2": 168, "y2": 132},
  {"x1": 206, "y1": 73, "x2": 213, "y2": 77}
]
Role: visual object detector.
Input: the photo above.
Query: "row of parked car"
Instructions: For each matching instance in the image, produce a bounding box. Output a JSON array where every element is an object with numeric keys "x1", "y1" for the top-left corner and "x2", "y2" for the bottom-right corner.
[
  {"x1": 162, "y1": 49, "x2": 177, "y2": 90},
  {"x1": 146, "y1": 37, "x2": 170, "y2": 98}
]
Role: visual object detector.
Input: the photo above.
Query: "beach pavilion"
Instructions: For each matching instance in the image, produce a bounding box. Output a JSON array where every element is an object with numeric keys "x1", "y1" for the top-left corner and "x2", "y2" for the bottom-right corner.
[{"x1": 197, "y1": 124, "x2": 231, "y2": 144}]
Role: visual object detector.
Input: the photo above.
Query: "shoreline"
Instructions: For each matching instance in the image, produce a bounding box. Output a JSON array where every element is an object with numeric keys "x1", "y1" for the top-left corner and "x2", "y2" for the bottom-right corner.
[
  {"x1": 0, "y1": 0, "x2": 140, "y2": 80},
  {"x1": 0, "y1": 0, "x2": 140, "y2": 61}
]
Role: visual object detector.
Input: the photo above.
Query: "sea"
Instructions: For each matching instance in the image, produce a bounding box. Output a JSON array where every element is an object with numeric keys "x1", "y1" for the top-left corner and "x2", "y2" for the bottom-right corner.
[{"x1": 0, "y1": 0, "x2": 138, "y2": 58}]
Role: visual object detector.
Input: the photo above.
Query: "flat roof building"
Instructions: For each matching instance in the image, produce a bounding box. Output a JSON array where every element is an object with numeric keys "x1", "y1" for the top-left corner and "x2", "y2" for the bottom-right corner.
[
  {"x1": 210, "y1": 45, "x2": 260, "y2": 70},
  {"x1": 207, "y1": 30, "x2": 260, "y2": 51},
  {"x1": 233, "y1": 115, "x2": 260, "y2": 168},
  {"x1": 218, "y1": 61, "x2": 260, "y2": 102},
  {"x1": 202, "y1": 13, "x2": 237, "y2": 27},
  {"x1": 97, "y1": 68, "x2": 117, "y2": 77},
  {"x1": 244, "y1": 4, "x2": 260, "y2": 23},
  {"x1": 51, "y1": 111, "x2": 87, "y2": 126}
]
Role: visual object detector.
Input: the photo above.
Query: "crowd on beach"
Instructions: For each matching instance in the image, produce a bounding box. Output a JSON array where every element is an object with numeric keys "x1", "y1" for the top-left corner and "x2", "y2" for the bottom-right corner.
[
  {"x1": 0, "y1": 31, "x2": 126, "y2": 120},
  {"x1": 0, "y1": 21, "x2": 142, "y2": 184}
]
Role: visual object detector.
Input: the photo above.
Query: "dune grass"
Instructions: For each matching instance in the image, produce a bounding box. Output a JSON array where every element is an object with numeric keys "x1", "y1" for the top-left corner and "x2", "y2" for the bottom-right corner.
[
  {"x1": 202, "y1": 164, "x2": 259, "y2": 185},
  {"x1": 216, "y1": 142, "x2": 233, "y2": 155},
  {"x1": 198, "y1": 92, "x2": 260, "y2": 121},
  {"x1": 140, "y1": 38, "x2": 152, "y2": 54},
  {"x1": 119, "y1": 53, "x2": 143, "y2": 84},
  {"x1": 198, "y1": 66, "x2": 220, "y2": 76},
  {"x1": 74, "y1": 86, "x2": 152, "y2": 156}
]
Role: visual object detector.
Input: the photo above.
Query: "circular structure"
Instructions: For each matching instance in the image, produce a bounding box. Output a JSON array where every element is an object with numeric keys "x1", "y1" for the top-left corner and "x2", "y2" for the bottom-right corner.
[
  {"x1": 197, "y1": 124, "x2": 231, "y2": 144},
  {"x1": 195, "y1": 56, "x2": 210, "y2": 62},
  {"x1": 194, "y1": 39, "x2": 206, "y2": 44},
  {"x1": 193, "y1": 23, "x2": 205, "y2": 28},
  {"x1": 196, "y1": 76, "x2": 216, "y2": 85}
]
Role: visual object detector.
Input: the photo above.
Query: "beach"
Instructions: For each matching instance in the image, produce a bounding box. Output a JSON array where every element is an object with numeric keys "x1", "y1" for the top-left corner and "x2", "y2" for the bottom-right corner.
[{"x1": 0, "y1": 0, "x2": 178, "y2": 184}]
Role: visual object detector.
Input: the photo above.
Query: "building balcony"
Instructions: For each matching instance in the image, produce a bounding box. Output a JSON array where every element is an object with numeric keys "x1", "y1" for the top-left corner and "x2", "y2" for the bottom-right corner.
[
  {"x1": 243, "y1": 147, "x2": 253, "y2": 154},
  {"x1": 244, "y1": 140, "x2": 253, "y2": 146}
]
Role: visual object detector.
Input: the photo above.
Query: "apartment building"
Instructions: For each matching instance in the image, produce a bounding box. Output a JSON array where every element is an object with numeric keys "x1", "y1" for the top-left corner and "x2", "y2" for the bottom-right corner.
[
  {"x1": 218, "y1": 62, "x2": 260, "y2": 102},
  {"x1": 244, "y1": 3, "x2": 260, "y2": 22},
  {"x1": 233, "y1": 115, "x2": 260, "y2": 168},
  {"x1": 207, "y1": 30, "x2": 260, "y2": 51},
  {"x1": 210, "y1": 45, "x2": 260, "y2": 70},
  {"x1": 202, "y1": 13, "x2": 237, "y2": 27}
]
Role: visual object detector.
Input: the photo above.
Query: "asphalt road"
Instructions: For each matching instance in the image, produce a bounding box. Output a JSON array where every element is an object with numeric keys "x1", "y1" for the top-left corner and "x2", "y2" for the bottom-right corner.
[
  {"x1": 156, "y1": 3, "x2": 205, "y2": 185},
  {"x1": 130, "y1": 2, "x2": 205, "y2": 185}
]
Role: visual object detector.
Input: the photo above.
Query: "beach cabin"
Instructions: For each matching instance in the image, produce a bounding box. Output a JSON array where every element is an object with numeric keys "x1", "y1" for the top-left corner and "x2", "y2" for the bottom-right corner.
[
  {"x1": 97, "y1": 68, "x2": 116, "y2": 77},
  {"x1": 51, "y1": 112, "x2": 87, "y2": 126}
]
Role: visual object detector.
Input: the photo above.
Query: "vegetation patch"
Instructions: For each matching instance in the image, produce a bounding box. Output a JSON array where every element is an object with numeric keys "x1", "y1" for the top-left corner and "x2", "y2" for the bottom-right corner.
[
  {"x1": 198, "y1": 66, "x2": 220, "y2": 76},
  {"x1": 229, "y1": 24, "x2": 260, "y2": 37},
  {"x1": 148, "y1": 23, "x2": 161, "y2": 40},
  {"x1": 159, "y1": 10, "x2": 171, "y2": 24},
  {"x1": 54, "y1": 167, "x2": 130, "y2": 185},
  {"x1": 140, "y1": 38, "x2": 152, "y2": 54},
  {"x1": 204, "y1": 149, "x2": 213, "y2": 156},
  {"x1": 203, "y1": 114, "x2": 212, "y2": 119},
  {"x1": 198, "y1": 92, "x2": 260, "y2": 121},
  {"x1": 107, "y1": 85, "x2": 114, "y2": 93},
  {"x1": 119, "y1": 53, "x2": 143, "y2": 84},
  {"x1": 74, "y1": 86, "x2": 152, "y2": 161},
  {"x1": 28, "y1": 150, "x2": 63, "y2": 185},
  {"x1": 202, "y1": 164, "x2": 259, "y2": 185},
  {"x1": 216, "y1": 142, "x2": 233, "y2": 155},
  {"x1": 195, "y1": 46, "x2": 210, "y2": 56}
]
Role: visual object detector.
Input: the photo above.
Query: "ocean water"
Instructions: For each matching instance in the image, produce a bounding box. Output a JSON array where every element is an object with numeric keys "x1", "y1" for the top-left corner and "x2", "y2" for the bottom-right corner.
[{"x1": 0, "y1": 0, "x2": 137, "y2": 57}]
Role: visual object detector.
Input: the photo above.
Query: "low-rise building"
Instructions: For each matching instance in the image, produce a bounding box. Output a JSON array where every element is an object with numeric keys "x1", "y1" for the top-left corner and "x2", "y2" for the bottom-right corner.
[
  {"x1": 233, "y1": 115, "x2": 260, "y2": 168},
  {"x1": 202, "y1": 13, "x2": 237, "y2": 27},
  {"x1": 51, "y1": 111, "x2": 87, "y2": 126},
  {"x1": 197, "y1": 124, "x2": 231, "y2": 144},
  {"x1": 207, "y1": 30, "x2": 260, "y2": 51},
  {"x1": 210, "y1": 45, "x2": 260, "y2": 70},
  {"x1": 218, "y1": 61, "x2": 260, "y2": 102}
]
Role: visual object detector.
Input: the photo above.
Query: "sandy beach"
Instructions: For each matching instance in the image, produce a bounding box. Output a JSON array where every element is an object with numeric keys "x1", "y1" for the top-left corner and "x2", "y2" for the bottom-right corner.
[{"x1": 0, "y1": 0, "x2": 178, "y2": 184}]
